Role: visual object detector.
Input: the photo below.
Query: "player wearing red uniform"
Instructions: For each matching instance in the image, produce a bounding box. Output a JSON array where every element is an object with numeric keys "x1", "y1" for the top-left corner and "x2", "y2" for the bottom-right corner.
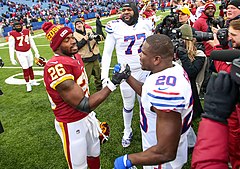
[
  {"x1": 42, "y1": 22, "x2": 125, "y2": 169},
  {"x1": 8, "y1": 22, "x2": 40, "y2": 92}
]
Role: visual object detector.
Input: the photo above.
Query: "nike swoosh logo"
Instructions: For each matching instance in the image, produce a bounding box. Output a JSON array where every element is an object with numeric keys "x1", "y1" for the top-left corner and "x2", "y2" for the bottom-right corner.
[{"x1": 158, "y1": 87, "x2": 168, "y2": 90}]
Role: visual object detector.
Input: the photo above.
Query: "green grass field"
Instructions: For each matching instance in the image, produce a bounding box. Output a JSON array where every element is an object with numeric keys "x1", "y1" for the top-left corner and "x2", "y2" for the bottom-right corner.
[{"x1": 0, "y1": 9, "x2": 207, "y2": 169}]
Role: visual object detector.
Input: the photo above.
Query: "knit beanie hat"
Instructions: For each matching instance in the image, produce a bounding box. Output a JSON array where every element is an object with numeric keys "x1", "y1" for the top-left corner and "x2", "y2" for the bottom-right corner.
[
  {"x1": 204, "y1": 2, "x2": 216, "y2": 11},
  {"x1": 228, "y1": 0, "x2": 240, "y2": 10},
  {"x1": 42, "y1": 22, "x2": 73, "y2": 51},
  {"x1": 180, "y1": 24, "x2": 193, "y2": 40},
  {"x1": 74, "y1": 18, "x2": 85, "y2": 26}
]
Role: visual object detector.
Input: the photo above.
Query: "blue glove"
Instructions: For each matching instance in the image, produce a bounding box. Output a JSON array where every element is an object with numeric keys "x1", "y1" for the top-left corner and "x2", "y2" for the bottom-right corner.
[
  {"x1": 113, "y1": 63, "x2": 121, "y2": 74},
  {"x1": 114, "y1": 154, "x2": 133, "y2": 169}
]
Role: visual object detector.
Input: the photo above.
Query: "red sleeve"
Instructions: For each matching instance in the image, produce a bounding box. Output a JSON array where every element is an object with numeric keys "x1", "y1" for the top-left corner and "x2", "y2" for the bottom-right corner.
[
  {"x1": 191, "y1": 118, "x2": 229, "y2": 169},
  {"x1": 212, "y1": 45, "x2": 232, "y2": 73},
  {"x1": 193, "y1": 20, "x2": 201, "y2": 31}
]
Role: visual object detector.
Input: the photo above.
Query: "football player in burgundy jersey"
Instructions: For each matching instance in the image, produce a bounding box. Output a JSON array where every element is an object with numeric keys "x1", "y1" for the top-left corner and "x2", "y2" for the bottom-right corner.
[
  {"x1": 42, "y1": 22, "x2": 124, "y2": 169},
  {"x1": 8, "y1": 22, "x2": 40, "y2": 92}
]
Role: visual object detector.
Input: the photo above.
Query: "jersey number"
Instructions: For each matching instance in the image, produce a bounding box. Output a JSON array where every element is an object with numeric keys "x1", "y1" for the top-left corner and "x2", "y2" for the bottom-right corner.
[
  {"x1": 124, "y1": 33, "x2": 146, "y2": 55},
  {"x1": 16, "y1": 35, "x2": 29, "y2": 46},
  {"x1": 48, "y1": 64, "x2": 66, "y2": 81}
]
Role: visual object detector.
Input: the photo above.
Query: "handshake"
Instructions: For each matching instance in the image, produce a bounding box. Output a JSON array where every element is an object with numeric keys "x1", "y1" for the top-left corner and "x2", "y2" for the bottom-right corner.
[
  {"x1": 111, "y1": 63, "x2": 131, "y2": 85},
  {"x1": 102, "y1": 63, "x2": 131, "y2": 91}
]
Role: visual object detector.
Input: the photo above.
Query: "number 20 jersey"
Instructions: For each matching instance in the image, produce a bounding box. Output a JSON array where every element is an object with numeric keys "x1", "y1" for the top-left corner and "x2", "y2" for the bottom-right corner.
[
  {"x1": 105, "y1": 18, "x2": 153, "y2": 70},
  {"x1": 140, "y1": 62, "x2": 193, "y2": 138},
  {"x1": 44, "y1": 54, "x2": 89, "y2": 123}
]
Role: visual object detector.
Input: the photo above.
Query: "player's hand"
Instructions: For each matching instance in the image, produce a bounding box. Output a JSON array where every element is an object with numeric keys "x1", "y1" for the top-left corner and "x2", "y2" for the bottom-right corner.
[
  {"x1": 202, "y1": 72, "x2": 239, "y2": 124},
  {"x1": 11, "y1": 59, "x2": 18, "y2": 65},
  {"x1": 114, "y1": 155, "x2": 133, "y2": 169},
  {"x1": 35, "y1": 53, "x2": 40, "y2": 58},
  {"x1": 111, "y1": 63, "x2": 131, "y2": 85}
]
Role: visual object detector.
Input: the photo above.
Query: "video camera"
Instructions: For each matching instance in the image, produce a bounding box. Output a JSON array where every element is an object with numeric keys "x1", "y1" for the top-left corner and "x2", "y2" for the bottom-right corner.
[
  {"x1": 171, "y1": 28, "x2": 184, "y2": 52},
  {"x1": 217, "y1": 28, "x2": 229, "y2": 48},
  {"x1": 195, "y1": 31, "x2": 214, "y2": 42},
  {"x1": 155, "y1": 6, "x2": 178, "y2": 36},
  {"x1": 210, "y1": 49, "x2": 240, "y2": 85}
]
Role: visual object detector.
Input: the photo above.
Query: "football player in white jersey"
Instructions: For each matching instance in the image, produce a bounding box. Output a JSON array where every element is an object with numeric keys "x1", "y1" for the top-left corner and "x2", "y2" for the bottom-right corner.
[
  {"x1": 114, "y1": 34, "x2": 193, "y2": 169},
  {"x1": 101, "y1": 2, "x2": 153, "y2": 148}
]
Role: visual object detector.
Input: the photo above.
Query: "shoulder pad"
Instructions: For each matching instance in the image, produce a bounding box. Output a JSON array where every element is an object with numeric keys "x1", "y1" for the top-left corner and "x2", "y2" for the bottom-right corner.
[{"x1": 105, "y1": 20, "x2": 120, "y2": 34}]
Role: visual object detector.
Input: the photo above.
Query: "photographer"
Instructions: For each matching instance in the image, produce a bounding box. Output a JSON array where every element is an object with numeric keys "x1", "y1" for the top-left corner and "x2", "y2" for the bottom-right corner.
[
  {"x1": 211, "y1": 19, "x2": 240, "y2": 169},
  {"x1": 176, "y1": 24, "x2": 206, "y2": 120},
  {"x1": 73, "y1": 18, "x2": 103, "y2": 91},
  {"x1": 191, "y1": 72, "x2": 239, "y2": 169}
]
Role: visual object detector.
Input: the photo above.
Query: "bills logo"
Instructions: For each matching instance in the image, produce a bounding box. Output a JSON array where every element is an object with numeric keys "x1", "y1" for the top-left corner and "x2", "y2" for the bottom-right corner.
[{"x1": 60, "y1": 30, "x2": 69, "y2": 37}]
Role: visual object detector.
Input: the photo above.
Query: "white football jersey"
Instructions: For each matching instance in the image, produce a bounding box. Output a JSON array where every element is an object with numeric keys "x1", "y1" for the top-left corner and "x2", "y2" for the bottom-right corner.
[
  {"x1": 101, "y1": 18, "x2": 153, "y2": 80},
  {"x1": 140, "y1": 62, "x2": 193, "y2": 168}
]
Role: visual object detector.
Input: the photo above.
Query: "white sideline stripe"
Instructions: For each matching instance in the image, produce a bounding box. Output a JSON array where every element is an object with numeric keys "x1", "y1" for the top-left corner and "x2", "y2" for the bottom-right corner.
[
  {"x1": 0, "y1": 14, "x2": 121, "y2": 47},
  {"x1": 1, "y1": 66, "x2": 114, "y2": 69}
]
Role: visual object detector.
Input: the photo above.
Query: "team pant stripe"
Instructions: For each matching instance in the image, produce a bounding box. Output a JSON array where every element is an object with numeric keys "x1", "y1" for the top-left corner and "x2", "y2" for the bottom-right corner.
[{"x1": 59, "y1": 122, "x2": 73, "y2": 169}]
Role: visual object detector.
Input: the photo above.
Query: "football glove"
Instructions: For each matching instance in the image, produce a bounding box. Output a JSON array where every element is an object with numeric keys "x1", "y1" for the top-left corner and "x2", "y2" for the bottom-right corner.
[
  {"x1": 35, "y1": 56, "x2": 47, "y2": 67},
  {"x1": 111, "y1": 63, "x2": 131, "y2": 85},
  {"x1": 202, "y1": 72, "x2": 239, "y2": 124},
  {"x1": 98, "y1": 121, "x2": 110, "y2": 144},
  {"x1": 114, "y1": 155, "x2": 133, "y2": 169}
]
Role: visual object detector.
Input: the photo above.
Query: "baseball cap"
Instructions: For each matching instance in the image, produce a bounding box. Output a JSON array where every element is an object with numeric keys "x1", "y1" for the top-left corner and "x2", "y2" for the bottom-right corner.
[{"x1": 177, "y1": 7, "x2": 191, "y2": 16}]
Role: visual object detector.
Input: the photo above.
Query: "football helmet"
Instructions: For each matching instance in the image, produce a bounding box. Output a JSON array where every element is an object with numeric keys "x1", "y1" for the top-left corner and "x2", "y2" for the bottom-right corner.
[
  {"x1": 99, "y1": 121, "x2": 110, "y2": 144},
  {"x1": 34, "y1": 56, "x2": 47, "y2": 67}
]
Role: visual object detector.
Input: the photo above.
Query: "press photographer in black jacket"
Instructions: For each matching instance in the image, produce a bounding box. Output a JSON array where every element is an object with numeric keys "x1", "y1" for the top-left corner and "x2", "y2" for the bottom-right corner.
[{"x1": 176, "y1": 24, "x2": 206, "y2": 120}]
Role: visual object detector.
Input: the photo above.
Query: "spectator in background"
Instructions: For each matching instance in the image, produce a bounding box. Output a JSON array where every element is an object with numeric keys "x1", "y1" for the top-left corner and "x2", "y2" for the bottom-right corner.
[
  {"x1": 64, "y1": 18, "x2": 74, "y2": 32},
  {"x1": 8, "y1": 22, "x2": 40, "y2": 92},
  {"x1": 74, "y1": 18, "x2": 103, "y2": 91},
  {"x1": 95, "y1": 13, "x2": 105, "y2": 39},
  {"x1": 194, "y1": 0, "x2": 206, "y2": 22}
]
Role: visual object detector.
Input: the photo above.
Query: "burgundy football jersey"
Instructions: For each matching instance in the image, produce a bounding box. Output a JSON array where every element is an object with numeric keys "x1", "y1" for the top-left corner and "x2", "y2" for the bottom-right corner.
[
  {"x1": 44, "y1": 54, "x2": 89, "y2": 123},
  {"x1": 9, "y1": 29, "x2": 31, "y2": 52}
]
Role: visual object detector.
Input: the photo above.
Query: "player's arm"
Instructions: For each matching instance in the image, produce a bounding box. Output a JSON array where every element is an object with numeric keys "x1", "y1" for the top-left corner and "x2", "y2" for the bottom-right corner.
[
  {"x1": 56, "y1": 79, "x2": 114, "y2": 113},
  {"x1": 101, "y1": 31, "x2": 115, "y2": 81},
  {"x1": 128, "y1": 109, "x2": 182, "y2": 166},
  {"x1": 8, "y1": 35, "x2": 17, "y2": 65},
  {"x1": 126, "y1": 75, "x2": 144, "y2": 96},
  {"x1": 29, "y1": 34, "x2": 40, "y2": 58}
]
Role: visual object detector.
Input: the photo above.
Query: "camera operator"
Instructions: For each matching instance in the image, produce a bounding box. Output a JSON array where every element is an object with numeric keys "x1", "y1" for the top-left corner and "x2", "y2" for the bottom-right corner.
[
  {"x1": 210, "y1": 19, "x2": 240, "y2": 169},
  {"x1": 193, "y1": 2, "x2": 217, "y2": 98},
  {"x1": 191, "y1": 72, "x2": 239, "y2": 169},
  {"x1": 176, "y1": 24, "x2": 205, "y2": 120},
  {"x1": 73, "y1": 18, "x2": 103, "y2": 91}
]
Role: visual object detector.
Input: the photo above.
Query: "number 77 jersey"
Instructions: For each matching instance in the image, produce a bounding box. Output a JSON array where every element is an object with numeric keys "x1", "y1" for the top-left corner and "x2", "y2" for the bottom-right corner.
[{"x1": 101, "y1": 18, "x2": 153, "y2": 79}]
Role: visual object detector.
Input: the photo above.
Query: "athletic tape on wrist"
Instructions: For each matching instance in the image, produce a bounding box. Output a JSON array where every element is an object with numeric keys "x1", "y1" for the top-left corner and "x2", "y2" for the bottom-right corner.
[{"x1": 104, "y1": 78, "x2": 116, "y2": 91}]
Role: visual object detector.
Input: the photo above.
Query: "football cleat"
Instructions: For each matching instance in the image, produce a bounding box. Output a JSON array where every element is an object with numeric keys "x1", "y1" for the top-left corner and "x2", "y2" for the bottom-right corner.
[
  {"x1": 99, "y1": 121, "x2": 110, "y2": 144},
  {"x1": 35, "y1": 56, "x2": 47, "y2": 67},
  {"x1": 122, "y1": 132, "x2": 133, "y2": 148}
]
